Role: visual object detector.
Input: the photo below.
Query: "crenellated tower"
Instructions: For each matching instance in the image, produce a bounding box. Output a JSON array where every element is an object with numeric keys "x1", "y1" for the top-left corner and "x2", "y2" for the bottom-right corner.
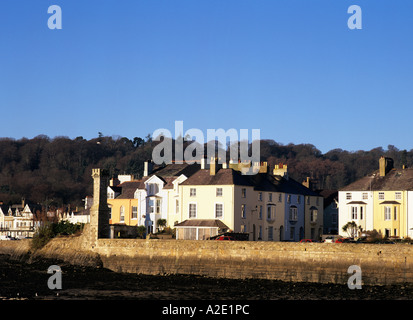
[{"x1": 89, "y1": 168, "x2": 110, "y2": 246}]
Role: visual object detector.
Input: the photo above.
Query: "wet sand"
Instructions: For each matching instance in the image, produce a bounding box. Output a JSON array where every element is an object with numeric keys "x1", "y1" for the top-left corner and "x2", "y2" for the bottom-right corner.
[{"x1": 0, "y1": 254, "x2": 411, "y2": 300}]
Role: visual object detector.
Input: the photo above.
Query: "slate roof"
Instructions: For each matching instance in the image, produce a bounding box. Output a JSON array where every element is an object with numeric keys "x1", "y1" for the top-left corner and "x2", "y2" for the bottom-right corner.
[
  {"x1": 181, "y1": 168, "x2": 320, "y2": 196},
  {"x1": 180, "y1": 168, "x2": 254, "y2": 187},
  {"x1": 174, "y1": 219, "x2": 229, "y2": 229},
  {"x1": 114, "y1": 181, "x2": 142, "y2": 199},
  {"x1": 340, "y1": 168, "x2": 413, "y2": 191},
  {"x1": 138, "y1": 163, "x2": 201, "y2": 189}
]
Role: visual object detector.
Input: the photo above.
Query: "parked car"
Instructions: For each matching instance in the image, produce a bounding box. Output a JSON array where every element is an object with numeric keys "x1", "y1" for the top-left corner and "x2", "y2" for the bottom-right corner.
[
  {"x1": 335, "y1": 237, "x2": 355, "y2": 243},
  {"x1": 323, "y1": 236, "x2": 336, "y2": 243},
  {"x1": 215, "y1": 235, "x2": 235, "y2": 241},
  {"x1": 300, "y1": 239, "x2": 313, "y2": 243},
  {"x1": 0, "y1": 235, "x2": 12, "y2": 241}
]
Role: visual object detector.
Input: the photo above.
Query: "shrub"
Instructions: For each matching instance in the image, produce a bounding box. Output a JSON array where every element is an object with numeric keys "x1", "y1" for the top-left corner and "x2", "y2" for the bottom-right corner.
[
  {"x1": 136, "y1": 225, "x2": 146, "y2": 239},
  {"x1": 31, "y1": 221, "x2": 84, "y2": 250},
  {"x1": 52, "y1": 220, "x2": 84, "y2": 236},
  {"x1": 31, "y1": 224, "x2": 55, "y2": 250}
]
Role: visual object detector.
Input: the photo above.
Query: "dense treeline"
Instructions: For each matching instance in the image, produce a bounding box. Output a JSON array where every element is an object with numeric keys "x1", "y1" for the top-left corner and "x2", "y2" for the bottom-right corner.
[{"x1": 0, "y1": 134, "x2": 411, "y2": 209}]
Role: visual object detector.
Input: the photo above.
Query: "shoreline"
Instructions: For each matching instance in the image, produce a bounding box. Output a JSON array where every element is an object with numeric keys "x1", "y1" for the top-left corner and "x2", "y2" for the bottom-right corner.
[{"x1": 1, "y1": 253, "x2": 412, "y2": 300}]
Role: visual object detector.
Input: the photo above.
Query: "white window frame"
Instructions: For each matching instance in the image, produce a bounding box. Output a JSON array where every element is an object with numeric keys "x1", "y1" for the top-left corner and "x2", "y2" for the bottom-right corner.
[
  {"x1": 215, "y1": 203, "x2": 224, "y2": 219},
  {"x1": 188, "y1": 202, "x2": 197, "y2": 218},
  {"x1": 156, "y1": 199, "x2": 161, "y2": 214},
  {"x1": 351, "y1": 206, "x2": 357, "y2": 220},
  {"x1": 120, "y1": 206, "x2": 125, "y2": 222},
  {"x1": 384, "y1": 206, "x2": 391, "y2": 220},
  {"x1": 132, "y1": 206, "x2": 137, "y2": 219},
  {"x1": 216, "y1": 188, "x2": 223, "y2": 197}
]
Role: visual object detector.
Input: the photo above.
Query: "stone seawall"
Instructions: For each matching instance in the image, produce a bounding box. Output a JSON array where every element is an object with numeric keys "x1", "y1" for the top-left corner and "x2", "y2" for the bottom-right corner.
[
  {"x1": 95, "y1": 239, "x2": 413, "y2": 286},
  {"x1": 0, "y1": 229, "x2": 412, "y2": 286}
]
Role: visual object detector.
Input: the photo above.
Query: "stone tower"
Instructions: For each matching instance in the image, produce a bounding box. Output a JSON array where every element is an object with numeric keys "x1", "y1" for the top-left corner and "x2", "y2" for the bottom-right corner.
[{"x1": 89, "y1": 168, "x2": 110, "y2": 246}]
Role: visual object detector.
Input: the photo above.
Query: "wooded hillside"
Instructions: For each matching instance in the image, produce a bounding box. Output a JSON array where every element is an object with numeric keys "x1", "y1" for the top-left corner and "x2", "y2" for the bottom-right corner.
[{"x1": 0, "y1": 134, "x2": 410, "y2": 209}]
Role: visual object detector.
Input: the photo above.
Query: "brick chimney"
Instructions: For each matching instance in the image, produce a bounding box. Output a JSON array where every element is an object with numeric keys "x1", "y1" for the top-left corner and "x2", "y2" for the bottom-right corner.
[
  {"x1": 143, "y1": 160, "x2": 154, "y2": 177},
  {"x1": 379, "y1": 156, "x2": 394, "y2": 177},
  {"x1": 210, "y1": 157, "x2": 217, "y2": 176},
  {"x1": 273, "y1": 163, "x2": 288, "y2": 180}
]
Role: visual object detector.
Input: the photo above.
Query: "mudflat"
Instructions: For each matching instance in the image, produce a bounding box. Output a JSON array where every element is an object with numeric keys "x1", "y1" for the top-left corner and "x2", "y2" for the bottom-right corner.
[{"x1": 0, "y1": 254, "x2": 411, "y2": 300}]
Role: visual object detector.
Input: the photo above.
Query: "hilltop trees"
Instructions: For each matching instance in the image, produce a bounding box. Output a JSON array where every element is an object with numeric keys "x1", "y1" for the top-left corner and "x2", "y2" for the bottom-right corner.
[{"x1": 0, "y1": 134, "x2": 155, "y2": 208}]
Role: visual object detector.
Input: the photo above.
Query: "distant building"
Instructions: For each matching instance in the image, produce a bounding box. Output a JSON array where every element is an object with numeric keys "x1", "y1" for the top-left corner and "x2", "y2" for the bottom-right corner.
[{"x1": 0, "y1": 200, "x2": 39, "y2": 238}]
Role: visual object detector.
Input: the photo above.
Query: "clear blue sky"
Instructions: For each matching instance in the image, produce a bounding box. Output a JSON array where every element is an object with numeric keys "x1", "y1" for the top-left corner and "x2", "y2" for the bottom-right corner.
[{"x1": 1, "y1": 0, "x2": 412, "y2": 153}]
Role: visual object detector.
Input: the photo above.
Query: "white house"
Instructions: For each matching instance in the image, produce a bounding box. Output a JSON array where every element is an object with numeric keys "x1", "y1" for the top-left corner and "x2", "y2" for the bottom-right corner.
[
  {"x1": 134, "y1": 161, "x2": 201, "y2": 234},
  {"x1": 338, "y1": 190, "x2": 374, "y2": 237}
]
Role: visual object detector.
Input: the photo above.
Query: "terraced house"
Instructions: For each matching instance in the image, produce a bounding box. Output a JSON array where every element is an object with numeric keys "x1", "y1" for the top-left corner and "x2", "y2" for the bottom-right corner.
[
  {"x1": 105, "y1": 159, "x2": 323, "y2": 241},
  {"x1": 339, "y1": 157, "x2": 413, "y2": 239},
  {"x1": 175, "y1": 160, "x2": 323, "y2": 241}
]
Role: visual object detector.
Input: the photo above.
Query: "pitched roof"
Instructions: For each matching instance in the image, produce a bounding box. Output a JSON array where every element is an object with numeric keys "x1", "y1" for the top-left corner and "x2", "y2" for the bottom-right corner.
[
  {"x1": 138, "y1": 163, "x2": 201, "y2": 189},
  {"x1": 180, "y1": 168, "x2": 254, "y2": 187},
  {"x1": 340, "y1": 168, "x2": 413, "y2": 191},
  {"x1": 115, "y1": 181, "x2": 142, "y2": 199},
  {"x1": 174, "y1": 219, "x2": 229, "y2": 229},
  {"x1": 181, "y1": 168, "x2": 320, "y2": 196}
]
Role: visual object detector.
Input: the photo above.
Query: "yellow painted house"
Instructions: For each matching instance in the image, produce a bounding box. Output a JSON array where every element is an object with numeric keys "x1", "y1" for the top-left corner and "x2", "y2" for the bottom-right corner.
[
  {"x1": 107, "y1": 181, "x2": 140, "y2": 226},
  {"x1": 339, "y1": 157, "x2": 413, "y2": 239}
]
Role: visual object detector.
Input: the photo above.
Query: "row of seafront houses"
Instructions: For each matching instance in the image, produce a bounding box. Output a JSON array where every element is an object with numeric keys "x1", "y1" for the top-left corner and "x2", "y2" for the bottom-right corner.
[
  {"x1": 106, "y1": 159, "x2": 325, "y2": 241},
  {"x1": 0, "y1": 199, "x2": 86, "y2": 239},
  {"x1": 84, "y1": 156, "x2": 413, "y2": 240},
  {"x1": 2, "y1": 156, "x2": 413, "y2": 241}
]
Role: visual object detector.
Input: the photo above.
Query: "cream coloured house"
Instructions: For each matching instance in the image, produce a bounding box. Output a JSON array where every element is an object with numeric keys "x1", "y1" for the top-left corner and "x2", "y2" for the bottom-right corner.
[
  {"x1": 176, "y1": 160, "x2": 323, "y2": 241},
  {"x1": 0, "y1": 203, "x2": 36, "y2": 238}
]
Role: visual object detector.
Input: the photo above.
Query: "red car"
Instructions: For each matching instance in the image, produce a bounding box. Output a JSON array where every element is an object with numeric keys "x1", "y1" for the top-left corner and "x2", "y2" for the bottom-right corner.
[
  {"x1": 215, "y1": 236, "x2": 235, "y2": 241},
  {"x1": 300, "y1": 239, "x2": 313, "y2": 243},
  {"x1": 335, "y1": 237, "x2": 354, "y2": 243}
]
